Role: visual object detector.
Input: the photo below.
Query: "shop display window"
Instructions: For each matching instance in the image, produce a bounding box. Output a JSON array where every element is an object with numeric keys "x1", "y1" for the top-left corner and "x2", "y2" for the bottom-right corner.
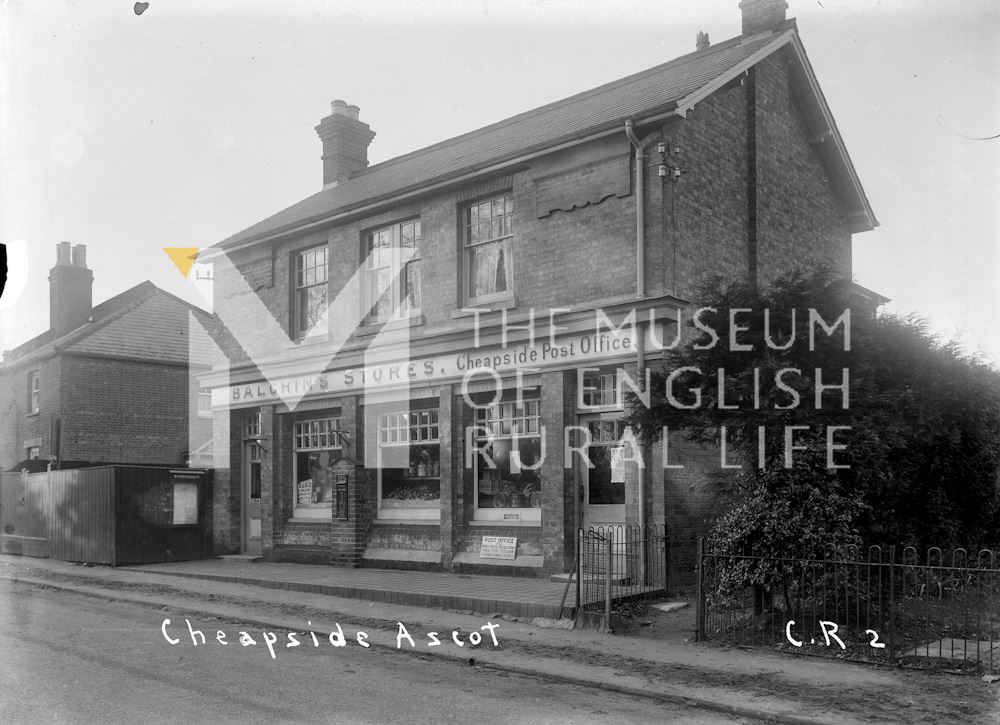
[
  {"x1": 293, "y1": 416, "x2": 343, "y2": 519},
  {"x1": 377, "y1": 409, "x2": 441, "y2": 520},
  {"x1": 472, "y1": 397, "x2": 542, "y2": 522}
]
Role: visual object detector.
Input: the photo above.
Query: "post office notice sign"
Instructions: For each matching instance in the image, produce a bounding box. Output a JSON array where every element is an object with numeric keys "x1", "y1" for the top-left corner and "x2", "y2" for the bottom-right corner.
[{"x1": 479, "y1": 536, "x2": 517, "y2": 560}]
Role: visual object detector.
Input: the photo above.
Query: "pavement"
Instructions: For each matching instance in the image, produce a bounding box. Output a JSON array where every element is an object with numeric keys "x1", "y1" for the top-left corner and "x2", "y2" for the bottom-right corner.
[
  {"x1": 2, "y1": 554, "x2": 998, "y2": 725},
  {"x1": 120, "y1": 558, "x2": 577, "y2": 620}
]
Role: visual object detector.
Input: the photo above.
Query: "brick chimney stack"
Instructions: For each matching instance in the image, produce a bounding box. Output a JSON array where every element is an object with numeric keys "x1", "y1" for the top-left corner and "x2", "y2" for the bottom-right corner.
[
  {"x1": 739, "y1": 0, "x2": 788, "y2": 36},
  {"x1": 315, "y1": 99, "x2": 376, "y2": 189},
  {"x1": 696, "y1": 31, "x2": 711, "y2": 51},
  {"x1": 49, "y1": 242, "x2": 93, "y2": 338}
]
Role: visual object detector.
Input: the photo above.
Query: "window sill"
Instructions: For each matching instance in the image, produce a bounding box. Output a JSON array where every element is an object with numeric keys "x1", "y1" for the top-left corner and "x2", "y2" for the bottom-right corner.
[
  {"x1": 286, "y1": 517, "x2": 332, "y2": 524},
  {"x1": 372, "y1": 519, "x2": 440, "y2": 527},
  {"x1": 25, "y1": 412, "x2": 40, "y2": 418},
  {"x1": 286, "y1": 333, "x2": 330, "y2": 351},
  {"x1": 452, "y1": 297, "x2": 516, "y2": 319},
  {"x1": 354, "y1": 313, "x2": 425, "y2": 338},
  {"x1": 468, "y1": 520, "x2": 542, "y2": 528}
]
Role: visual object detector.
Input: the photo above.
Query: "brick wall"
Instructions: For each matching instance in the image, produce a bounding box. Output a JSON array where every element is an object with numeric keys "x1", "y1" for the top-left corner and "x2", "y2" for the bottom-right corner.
[
  {"x1": 212, "y1": 407, "x2": 241, "y2": 553},
  {"x1": 661, "y1": 433, "x2": 738, "y2": 586},
  {"x1": 0, "y1": 357, "x2": 62, "y2": 470},
  {"x1": 754, "y1": 53, "x2": 852, "y2": 281},
  {"x1": 57, "y1": 355, "x2": 198, "y2": 465}
]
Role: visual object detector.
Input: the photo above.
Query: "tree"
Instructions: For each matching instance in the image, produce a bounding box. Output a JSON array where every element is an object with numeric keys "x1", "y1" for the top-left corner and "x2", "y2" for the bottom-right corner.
[{"x1": 626, "y1": 267, "x2": 1000, "y2": 552}]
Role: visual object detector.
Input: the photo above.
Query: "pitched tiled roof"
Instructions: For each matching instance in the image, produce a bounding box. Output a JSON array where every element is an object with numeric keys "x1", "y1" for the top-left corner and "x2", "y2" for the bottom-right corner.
[
  {"x1": 68, "y1": 291, "x2": 216, "y2": 366},
  {"x1": 2, "y1": 282, "x2": 214, "y2": 368},
  {"x1": 218, "y1": 32, "x2": 779, "y2": 250}
]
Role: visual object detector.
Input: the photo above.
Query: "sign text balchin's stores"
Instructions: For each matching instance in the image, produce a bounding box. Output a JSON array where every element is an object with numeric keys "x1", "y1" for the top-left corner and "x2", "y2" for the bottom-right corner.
[{"x1": 215, "y1": 329, "x2": 636, "y2": 407}]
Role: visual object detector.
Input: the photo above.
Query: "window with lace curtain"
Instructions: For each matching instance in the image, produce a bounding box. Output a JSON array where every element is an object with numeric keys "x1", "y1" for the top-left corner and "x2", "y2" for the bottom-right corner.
[
  {"x1": 464, "y1": 193, "x2": 513, "y2": 304},
  {"x1": 366, "y1": 219, "x2": 421, "y2": 322}
]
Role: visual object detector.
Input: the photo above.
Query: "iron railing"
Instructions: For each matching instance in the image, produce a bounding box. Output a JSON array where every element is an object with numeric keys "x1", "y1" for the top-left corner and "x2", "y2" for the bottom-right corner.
[
  {"x1": 577, "y1": 525, "x2": 668, "y2": 630},
  {"x1": 696, "y1": 542, "x2": 1000, "y2": 673}
]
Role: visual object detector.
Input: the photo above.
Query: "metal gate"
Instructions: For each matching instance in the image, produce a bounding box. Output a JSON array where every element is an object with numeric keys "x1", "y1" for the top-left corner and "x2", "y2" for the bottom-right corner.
[{"x1": 577, "y1": 524, "x2": 668, "y2": 630}]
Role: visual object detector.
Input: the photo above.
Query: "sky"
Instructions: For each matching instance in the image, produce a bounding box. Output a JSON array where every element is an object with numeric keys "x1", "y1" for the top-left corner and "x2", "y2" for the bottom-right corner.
[{"x1": 1, "y1": 0, "x2": 998, "y2": 363}]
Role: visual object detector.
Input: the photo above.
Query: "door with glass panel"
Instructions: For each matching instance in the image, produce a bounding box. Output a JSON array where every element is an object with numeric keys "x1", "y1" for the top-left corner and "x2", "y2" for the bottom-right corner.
[
  {"x1": 580, "y1": 415, "x2": 628, "y2": 530},
  {"x1": 579, "y1": 414, "x2": 628, "y2": 579},
  {"x1": 242, "y1": 414, "x2": 263, "y2": 556}
]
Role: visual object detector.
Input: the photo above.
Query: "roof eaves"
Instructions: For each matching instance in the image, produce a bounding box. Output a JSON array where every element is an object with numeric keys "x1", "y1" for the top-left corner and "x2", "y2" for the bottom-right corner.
[
  {"x1": 205, "y1": 104, "x2": 685, "y2": 259},
  {"x1": 207, "y1": 39, "x2": 774, "y2": 257}
]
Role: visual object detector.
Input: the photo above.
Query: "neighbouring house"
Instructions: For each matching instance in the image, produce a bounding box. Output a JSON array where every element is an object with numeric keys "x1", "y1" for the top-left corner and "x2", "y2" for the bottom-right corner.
[
  {"x1": 0, "y1": 243, "x2": 215, "y2": 473},
  {"x1": 200, "y1": 0, "x2": 877, "y2": 579}
]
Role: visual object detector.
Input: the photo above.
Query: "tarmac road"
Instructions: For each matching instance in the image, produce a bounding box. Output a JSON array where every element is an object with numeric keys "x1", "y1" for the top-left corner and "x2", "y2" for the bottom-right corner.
[{"x1": 0, "y1": 579, "x2": 751, "y2": 725}]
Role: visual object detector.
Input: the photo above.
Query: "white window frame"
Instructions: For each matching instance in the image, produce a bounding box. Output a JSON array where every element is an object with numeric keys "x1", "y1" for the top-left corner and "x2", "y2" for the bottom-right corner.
[
  {"x1": 292, "y1": 416, "x2": 342, "y2": 519},
  {"x1": 376, "y1": 409, "x2": 441, "y2": 521},
  {"x1": 472, "y1": 397, "x2": 541, "y2": 523},
  {"x1": 294, "y1": 245, "x2": 328, "y2": 338},
  {"x1": 578, "y1": 368, "x2": 624, "y2": 411},
  {"x1": 26, "y1": 446, "x2": 40, "y2": 460},
  {"x1": 28, "y1": 370, "x2": 40, "y2": 414},
  {"x1": 197, "y1": 389, "x2": 212, "y2": 418},
  {"x1": 243, "y1": 413, "x2": 261, "y2": 439},
  {"x1": 365, "y1": 219, "x2": 421, "y2": 323},
  {"x1": 464, "y1": 193, "x2": 514, "y2": 305}
]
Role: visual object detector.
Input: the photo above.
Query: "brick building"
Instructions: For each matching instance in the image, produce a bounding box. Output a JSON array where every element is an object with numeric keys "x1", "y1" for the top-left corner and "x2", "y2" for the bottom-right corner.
[
  {"x1": 0, "y1": 243, "x2": 214, "y2": 472},
  {"x1": 202, "y1": 1, "x2": 877, "y2": 578}
]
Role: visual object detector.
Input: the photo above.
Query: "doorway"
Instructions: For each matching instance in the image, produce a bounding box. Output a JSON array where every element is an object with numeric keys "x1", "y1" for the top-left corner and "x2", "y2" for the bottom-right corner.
[
  {"x1": 242, "y1": 440, "x2": 262, "y2": 555},
  {"x1": 579, "y1": 415, "x2": 627, "y2": 530}
]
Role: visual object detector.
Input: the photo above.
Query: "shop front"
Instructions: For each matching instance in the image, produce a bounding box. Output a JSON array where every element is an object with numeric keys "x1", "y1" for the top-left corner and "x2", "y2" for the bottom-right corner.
[{"x1": 209, "y1": 309, "x2": 671, "y2": 577}]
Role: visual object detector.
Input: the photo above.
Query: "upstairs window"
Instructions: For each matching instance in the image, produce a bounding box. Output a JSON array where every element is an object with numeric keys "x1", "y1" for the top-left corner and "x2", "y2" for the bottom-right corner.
[
  {"x1": 294, "y1": 245, "x2": 328, "y2": 337},
  {"x1": 366, "y1": 219, "x2": 421, "y2": 322},
  {"x1": 28, "y1": 370, "x2": 40, "y2": 414},
  {"x1": 465, "y1": 194, "x2": 513, "y2": 303}
]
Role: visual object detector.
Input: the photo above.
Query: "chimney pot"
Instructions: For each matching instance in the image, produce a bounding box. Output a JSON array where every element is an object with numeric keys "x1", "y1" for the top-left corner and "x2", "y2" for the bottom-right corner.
[
  {"x1": 331, "y1": 99, "x2": 348, "y2": 115},
  {"x1": 739, "y1": 0, "x2": 788, "y2": 36},
  {"x1": 696, "y1": 31, "x2": 711, "y2": 51},
  {"x1": 57, "y1": 241, "x2": 72, "y2": 265},
  {"x1": 71, "y1": 244, "x2": 88, "y2": 268},
  {"x1": 345, "y1": 104, "x2": 360, "y2": 121}
]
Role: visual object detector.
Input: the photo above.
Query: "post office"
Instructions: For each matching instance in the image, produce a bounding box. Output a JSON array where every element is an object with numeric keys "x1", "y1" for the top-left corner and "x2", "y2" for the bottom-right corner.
[{"x1": 201, "y1": 1, "x2": 876, "y2": 580}]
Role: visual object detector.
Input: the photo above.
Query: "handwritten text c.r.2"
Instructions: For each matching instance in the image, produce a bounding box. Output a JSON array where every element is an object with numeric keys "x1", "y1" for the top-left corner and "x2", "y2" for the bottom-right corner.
[{"x1": 784, "y1": 620, "x2": 886, "y2": 650}]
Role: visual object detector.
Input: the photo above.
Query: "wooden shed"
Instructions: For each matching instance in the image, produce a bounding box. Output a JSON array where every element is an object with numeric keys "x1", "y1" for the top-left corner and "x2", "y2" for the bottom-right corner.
[{"x1": 0, "y1": 465, "x2": 212, "y2": 565}]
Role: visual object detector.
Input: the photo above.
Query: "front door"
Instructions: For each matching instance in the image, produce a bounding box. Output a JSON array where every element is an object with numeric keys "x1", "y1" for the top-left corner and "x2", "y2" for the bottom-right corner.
[
  {"x1": 579, "y1": 415, "x2": 629, "y2": 580},
  {"x1": 580, "y1": 415, "x2": 627, "y2": 530},
  {"x1": 243, "y1": 441, "x2": 262, "y2": 555}
]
